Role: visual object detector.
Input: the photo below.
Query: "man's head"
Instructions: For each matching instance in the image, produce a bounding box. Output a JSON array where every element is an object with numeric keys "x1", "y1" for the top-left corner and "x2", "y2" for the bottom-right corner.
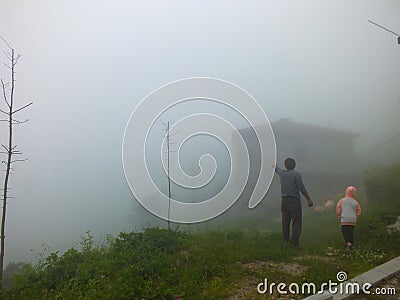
[{"x1": 284, "y1": 158, "x2": 296, "y2": 170}]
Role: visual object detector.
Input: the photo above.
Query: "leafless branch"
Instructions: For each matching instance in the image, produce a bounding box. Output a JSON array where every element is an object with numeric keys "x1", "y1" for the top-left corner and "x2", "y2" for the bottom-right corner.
[
  {"x1": 12, "y1": 119, "x2": 29, "y2": 125},
  {"x1": 13, "y1": 55, "x2": 21, "y2": 65},
  {"x1": 0, "y1": 152, "x2": 19, "y2": 156},
  {"x1": 12, "y1": 102, "x2": 32, "y2": 114},
  {"x1": 10, "y1": 159, "x2": 27, "y2": 163},
  {"x1": 0, "y1": 37, "x2": 12, "y2": 50},
  {"x1": 168, "y1": 131, "x2": 179, "y2": 138},
  {"x1": 3, "y1": 51, "x2": 11, "y2": 61},
  {"x1": 163, "y1": 150, "x2": 178, "y2": 154},
  {"x1": 1, "y1": 81, "x2": 9, "y2": 88},
  {"x1": 1, "y1": 79, "x2": 10, "y2": 108}
]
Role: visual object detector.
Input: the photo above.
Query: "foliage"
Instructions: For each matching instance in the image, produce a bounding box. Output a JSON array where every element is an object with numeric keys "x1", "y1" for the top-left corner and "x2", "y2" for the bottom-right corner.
[
  {"x1": 364, "y1": 164, "x2": 400, "y2": 206},
  {"x1": 3, "y1": 165, "x2": 400, "y2": 299},
  {"x1": 1, "y1": 262, "x2": 28, "y2": 289}
]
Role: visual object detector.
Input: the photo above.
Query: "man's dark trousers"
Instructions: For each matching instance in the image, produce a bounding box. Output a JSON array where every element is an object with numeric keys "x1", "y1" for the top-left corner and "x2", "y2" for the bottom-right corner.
[{"x1": 281, "y1": 196, "x2": 302, "y2": 246}]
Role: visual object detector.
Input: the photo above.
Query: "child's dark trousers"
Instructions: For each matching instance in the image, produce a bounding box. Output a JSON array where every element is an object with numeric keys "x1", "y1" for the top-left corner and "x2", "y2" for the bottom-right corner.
[{"x1": 341, "y1": 224, "x2": 355, "y2": 245}]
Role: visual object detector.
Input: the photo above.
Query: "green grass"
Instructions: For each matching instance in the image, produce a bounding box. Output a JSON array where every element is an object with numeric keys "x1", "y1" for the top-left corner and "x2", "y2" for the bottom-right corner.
[
  {"x1": 4, "y1": 213, "x2": 399, "y2": 300},
  {"x1": 3, "y1": 165, "x2": 400, "y2": 299}
]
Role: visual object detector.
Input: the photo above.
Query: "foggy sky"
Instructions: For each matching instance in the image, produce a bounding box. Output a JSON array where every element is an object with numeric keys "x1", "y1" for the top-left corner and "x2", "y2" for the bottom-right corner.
[{"x1": 0, "y1": 0, "x2": 399, "y2": 264}]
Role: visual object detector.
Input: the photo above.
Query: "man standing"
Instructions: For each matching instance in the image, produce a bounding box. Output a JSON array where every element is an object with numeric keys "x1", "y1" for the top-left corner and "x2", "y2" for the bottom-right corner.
[{"x1": 274, "y1": 158, "x2": 313, "y2": 247}]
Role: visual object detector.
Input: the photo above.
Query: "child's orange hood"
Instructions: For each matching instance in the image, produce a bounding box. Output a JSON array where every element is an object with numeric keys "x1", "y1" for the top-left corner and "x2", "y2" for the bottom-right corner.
[{"x1": 345, "y1": 186, "x2": 357, "y2": 199}]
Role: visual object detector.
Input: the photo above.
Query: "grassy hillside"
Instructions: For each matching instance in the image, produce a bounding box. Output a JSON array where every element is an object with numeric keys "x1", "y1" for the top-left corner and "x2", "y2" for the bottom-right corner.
[{"x1": 3, "y1": 165, "x2": 400, "y2": 299}]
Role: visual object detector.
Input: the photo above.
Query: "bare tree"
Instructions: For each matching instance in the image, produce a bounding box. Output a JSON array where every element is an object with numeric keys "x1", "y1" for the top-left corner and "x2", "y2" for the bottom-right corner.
[
  {"x1": 163, "y1": 121, "x2": 172, "y2": 229},
  {"x1": 0, "y1": 37, "x2": 32, "y2": 290},
  {"x1": 162, "y1": 121, "x2": 180, "y2": 229}
]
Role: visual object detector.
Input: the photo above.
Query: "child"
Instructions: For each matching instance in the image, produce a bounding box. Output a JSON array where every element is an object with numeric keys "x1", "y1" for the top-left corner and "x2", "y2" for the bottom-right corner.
[{"x1": 336, "y1": 186, "x2": 361, "y2": 250}]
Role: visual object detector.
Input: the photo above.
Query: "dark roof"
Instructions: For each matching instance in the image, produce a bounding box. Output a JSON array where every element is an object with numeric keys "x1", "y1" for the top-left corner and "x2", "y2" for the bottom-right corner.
[
  {"x1": 236, "y1": 118, "x2": 359, "y2": 140},
  {"x1": 271, "y1": 118, "x2": 360, "y2": 139}
]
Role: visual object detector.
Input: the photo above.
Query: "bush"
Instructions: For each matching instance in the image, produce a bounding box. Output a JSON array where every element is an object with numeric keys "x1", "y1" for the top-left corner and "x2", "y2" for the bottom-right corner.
[{"x1": 364, "y1": 165, "x2": 400, "y2": 206}]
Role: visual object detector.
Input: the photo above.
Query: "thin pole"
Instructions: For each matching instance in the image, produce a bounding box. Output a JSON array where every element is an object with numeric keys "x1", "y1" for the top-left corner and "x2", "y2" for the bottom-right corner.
[
  {"x1": 368, "y1": 20, "x2": 400, "y2": 37},
  {"x1": 167, "y1": 122, "x2": 171, "y2": 229}
]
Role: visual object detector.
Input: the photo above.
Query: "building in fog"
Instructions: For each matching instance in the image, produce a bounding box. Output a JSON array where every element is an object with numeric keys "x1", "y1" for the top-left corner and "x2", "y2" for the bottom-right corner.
[
  {"x1": 272, "y1": 118, "x2": 361, "y2": 197},
  {"x1": 227, "y1": 118, "x2": 362, "y2": 219}
]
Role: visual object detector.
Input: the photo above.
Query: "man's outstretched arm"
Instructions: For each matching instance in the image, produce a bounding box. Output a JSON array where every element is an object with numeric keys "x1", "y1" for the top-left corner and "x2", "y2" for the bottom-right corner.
[{"x1": 272, "y1": 162, "x2": 283, "y2": 175}]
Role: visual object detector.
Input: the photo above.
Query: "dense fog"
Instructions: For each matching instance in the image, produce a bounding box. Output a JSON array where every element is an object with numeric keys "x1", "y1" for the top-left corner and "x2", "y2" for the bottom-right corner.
[{"x1": 0, "y1": 1, "x2": 399, "y2": 265}]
